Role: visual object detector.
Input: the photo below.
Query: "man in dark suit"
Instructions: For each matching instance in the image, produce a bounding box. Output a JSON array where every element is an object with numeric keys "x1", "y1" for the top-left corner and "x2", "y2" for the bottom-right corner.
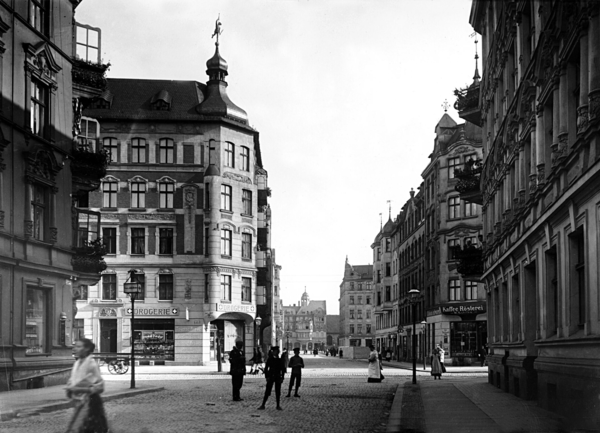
[
  {"x1": 258, "y1": 346, "x2": 285, "y2": 410},
  {"x1": 229, "y1": 340, "x2": 246, "y2": 401}
]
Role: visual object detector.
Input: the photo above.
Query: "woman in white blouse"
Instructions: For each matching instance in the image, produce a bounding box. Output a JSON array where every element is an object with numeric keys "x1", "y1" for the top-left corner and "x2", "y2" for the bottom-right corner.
[{"x1": 65, "y1": 338, "x2": 109, "y2": 433}]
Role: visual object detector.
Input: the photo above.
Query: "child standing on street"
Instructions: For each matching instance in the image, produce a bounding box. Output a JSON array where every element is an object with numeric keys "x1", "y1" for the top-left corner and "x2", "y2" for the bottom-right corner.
[
  {"x1": 258, "y1": 346, "x2": 286, "y2": 410},
  {"x1": 286, "y1": 348, "x2": 304, "y2": 398}
]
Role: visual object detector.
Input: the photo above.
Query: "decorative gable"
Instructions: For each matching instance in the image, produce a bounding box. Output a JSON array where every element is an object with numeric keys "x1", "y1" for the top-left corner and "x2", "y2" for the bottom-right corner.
[{"x1": 23, "y1": 42, "x2": 62, "y2": 88}]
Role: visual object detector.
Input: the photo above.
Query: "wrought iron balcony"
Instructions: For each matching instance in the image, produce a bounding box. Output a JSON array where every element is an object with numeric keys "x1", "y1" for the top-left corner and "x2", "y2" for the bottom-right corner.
[
  {"x1": 71, "y1": 139, "x2": 110, "y2": 193},
  {"x1": 454, "y1": 83, "x2": 481, "y2": 126},
  {"x1": 72, "y1": 58, "x2": 110, "y2": 98},
  {"x1": 453, "y1": 243, "x2": 483, "y2": 281},
  {"x1": 72, "y1": 237, "x2": 107, "y2": 281},
  {"x1": 454, "y1": 159, "x2": 483, "y2": 205}
]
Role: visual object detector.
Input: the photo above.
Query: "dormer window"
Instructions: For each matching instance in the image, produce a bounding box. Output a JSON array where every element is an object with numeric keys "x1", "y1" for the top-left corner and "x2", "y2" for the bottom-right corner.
[
  {"x1": 151, "y1": 90, "x2": 171, "y2": 111},
  {"x1": 91, "y1": 90, "x2": 113, "y2": 109}
]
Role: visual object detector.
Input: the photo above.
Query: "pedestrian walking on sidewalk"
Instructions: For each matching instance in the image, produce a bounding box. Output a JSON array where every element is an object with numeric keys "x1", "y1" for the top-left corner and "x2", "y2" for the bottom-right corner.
[
  {"x1": 436, "y1": 344, "x2": 447, "y2": 373},
  {"x1": 249, "y1": 346, "x2": 264, "y2": 375},
  {"x1": 65, "y1": 338, "x2": 109, "y2": 433},
  {"x1": 286, "y1": 348, "x2": 304, "y2": 398},
  {"x1": 367, "y1": 345, "x2": 384, "y2": 382},
  {"x1": 229, "y1": 340, "x2": 246, "y2": 401},
  {"x1": 258, "y1": 346, "x2": 286, "y2": 410},
  {"x1": 430, "y1": 349, "x2": 443, "y2": 380}
]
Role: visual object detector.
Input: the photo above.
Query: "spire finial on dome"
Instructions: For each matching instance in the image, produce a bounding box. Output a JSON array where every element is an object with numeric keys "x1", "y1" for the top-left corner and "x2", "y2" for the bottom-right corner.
[
  {"x1": 211, "y1": 14, "x2": 223, "y2": 46},
  {"x1": 387, "y1": 200, "x2": 392, "y2": 220},
  {"x1": 471, "y1": 32, "x2": 481, "y2": 83},
  {"x1": 441, "y1": 99, "x2": 449, "y2": 113}
]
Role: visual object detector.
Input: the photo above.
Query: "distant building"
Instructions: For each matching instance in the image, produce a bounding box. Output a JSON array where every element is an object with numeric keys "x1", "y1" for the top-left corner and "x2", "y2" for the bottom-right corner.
[
  {"x1": 325, "y1": 315, "x2": 340, "y2": 348},
  {"x1": 282, "y1": 290, "x2": 326, "y2": 352},
  {"x1": 339, "y1": 258, "x2": 375, "y2": 347},
  {"x1": 371, "y1": 219, "x2": 396, "y2": 351}
]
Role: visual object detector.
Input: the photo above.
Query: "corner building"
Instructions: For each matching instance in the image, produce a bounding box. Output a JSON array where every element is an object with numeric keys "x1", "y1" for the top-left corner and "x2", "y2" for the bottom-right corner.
[
  {"x1": 78, "y1": 38, "x2": 270, "y2": 364},
  {"x1": 469, "y1": 1, "x2": 600, "y2": 428},
  {"x1": 339, "y1": 259, "x2": 375, "y2": 347}
]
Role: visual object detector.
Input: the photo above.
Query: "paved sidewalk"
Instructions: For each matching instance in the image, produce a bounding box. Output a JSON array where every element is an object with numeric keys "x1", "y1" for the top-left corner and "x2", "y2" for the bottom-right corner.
[
  {"x1": 387, "y1": 377, "x2": 570, "y2": 433},
  {"x1": 0, "y1": 381, "x2": 163, "y2": 422},
  {"x1": 380, "y1": 359, "x2": 488, "y2": 374}
]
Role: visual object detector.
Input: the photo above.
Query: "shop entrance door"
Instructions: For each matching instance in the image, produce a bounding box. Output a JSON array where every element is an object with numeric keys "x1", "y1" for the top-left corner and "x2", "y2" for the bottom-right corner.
[{"x1": 100, "y1": 320, "x2": 117, "y2": 353}]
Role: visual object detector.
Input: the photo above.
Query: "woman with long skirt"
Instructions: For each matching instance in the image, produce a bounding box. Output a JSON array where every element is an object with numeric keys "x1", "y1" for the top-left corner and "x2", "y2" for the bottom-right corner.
[
  {"x1": 66, "y1": 338, "x2": 109, "y2": 433},
  {"x1": 367, "y1": 345, "x2": 383, "y2": 382},
  {"x1": 430, "y1": 348, "x2": 443, "y2": 380}
]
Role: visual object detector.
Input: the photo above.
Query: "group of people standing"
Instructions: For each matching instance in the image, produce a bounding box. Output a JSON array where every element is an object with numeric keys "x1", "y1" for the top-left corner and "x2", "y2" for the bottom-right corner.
[
  {"x1": 430, "y1": 344, "x2": 447, "y2": 379},
  {"x1": 229, "y1": 342, "x2": 305, "y2": 410}
]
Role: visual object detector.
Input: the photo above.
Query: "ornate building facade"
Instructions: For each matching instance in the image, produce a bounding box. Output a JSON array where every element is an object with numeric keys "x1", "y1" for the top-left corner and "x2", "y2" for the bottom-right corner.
[
  {"x1": 282, "y1": 290, "x2": 326, "y2": 352},
  {"x1": 421, "y1": 113, "x2": 486, "y2": 365},
  {"x1": 339, "y1": 258, "x2": 374, "y2": 347},
  {"x1": 76, "y1": 27, "x2": 273, "y2": 365},
  {"x1": 465, "y1": 1, "x2": 600, "y2": 428},
  {"x1": 0, "y1": 1, "x2": 109, "y2": 390}
]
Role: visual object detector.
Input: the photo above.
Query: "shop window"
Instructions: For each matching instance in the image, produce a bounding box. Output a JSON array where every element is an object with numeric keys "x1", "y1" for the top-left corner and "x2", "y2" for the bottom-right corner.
[
  {"x1": 242, "y1": 277, "x2": 252, "y2": 302},
  {"x1": 133, "y1": 319, "x2": 175, "y2": 362},
  {"x1": 158, "y1": 274, "x2": 173, "y2": 301},
  {"x1": 26, "y1": 286, "x2": 48, "y2": 354},
  {"x1": 102, "y1": 227, "x2": 117, "y2": 254},
  {"x1": 102, "y1": 274, "x2": 116, "y2": 300},
  {"x1": 450, "y1": 321, "x2": 478, "y2": 357},
  {"x1": 159, "y1": 228, "x2": 173, "y2": 255}
]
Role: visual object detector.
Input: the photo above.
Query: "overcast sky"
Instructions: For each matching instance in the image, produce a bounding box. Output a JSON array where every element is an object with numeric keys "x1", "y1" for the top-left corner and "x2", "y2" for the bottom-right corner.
[{"x1": 76, "y1": 0, "x2": 476, "y2": 315}]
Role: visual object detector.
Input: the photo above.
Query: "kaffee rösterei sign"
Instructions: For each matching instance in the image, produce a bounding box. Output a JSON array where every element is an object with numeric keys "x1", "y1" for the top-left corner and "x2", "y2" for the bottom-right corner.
[{"x1": 440, "y1": 302, "x2": 486, "y2": 315}]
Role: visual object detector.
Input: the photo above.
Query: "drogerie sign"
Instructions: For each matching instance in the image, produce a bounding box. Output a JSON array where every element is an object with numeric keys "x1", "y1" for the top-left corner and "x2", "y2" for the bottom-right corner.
[{"x1": 125, "y1": 307, "x2": 179, "y2": 316}]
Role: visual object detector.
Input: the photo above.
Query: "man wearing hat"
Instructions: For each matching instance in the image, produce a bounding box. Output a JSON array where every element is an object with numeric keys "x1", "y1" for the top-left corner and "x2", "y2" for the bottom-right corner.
[
  {"x1": 258, "y1": 346, "x2": 285, "y2": 410},
  {"x1": 286, "y1": 347, "x2": 304, "y2": 398},
  {"x1": 229, "y1": 340, "x2": 246, "y2": 401}
]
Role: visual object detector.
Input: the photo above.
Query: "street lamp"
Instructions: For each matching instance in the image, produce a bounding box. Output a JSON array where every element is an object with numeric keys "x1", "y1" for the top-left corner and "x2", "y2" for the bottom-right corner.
[
  {"x1": 408, "y1": 287, "x2": 420, "y2": 385},
  {"x1": 420, "y1": 320, "x2": 427, "y2": 370},
  {"x1": 255, "y1": 316, "x2": 262, "y2": 348},
  {"x1": 123, "y1": 269, "x2": 142, "y2": 389}
]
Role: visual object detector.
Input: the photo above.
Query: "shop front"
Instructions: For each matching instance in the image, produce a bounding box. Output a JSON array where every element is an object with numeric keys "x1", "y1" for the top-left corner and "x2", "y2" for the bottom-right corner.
[
  {"x1": 125, "y1": 306, "x2": 180, "y2": 365},
  {"x1": 208, "y1": 302, "x2": 256, "y2": 363},
  {"x1": 426, "y1": 301, "x2": 487, "y2": 365}
]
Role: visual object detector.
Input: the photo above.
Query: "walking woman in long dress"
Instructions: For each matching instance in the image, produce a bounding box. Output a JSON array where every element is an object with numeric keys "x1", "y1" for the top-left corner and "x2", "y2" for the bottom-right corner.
[
  {"x1": 367, "y1": 345, "x2": 383, "y2": 382},
  {"x1": 430, "y1": 348, "x2": 443, "y2": 380},
  {"x1": 65, "y1": 338, "x2": 109, "y2": 433}
]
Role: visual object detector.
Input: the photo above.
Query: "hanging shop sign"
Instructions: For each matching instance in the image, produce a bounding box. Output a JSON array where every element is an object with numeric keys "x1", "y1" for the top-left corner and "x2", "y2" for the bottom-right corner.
[
  {"x1": 125, "y1": 307, "x2": 180, "y2": 316},
  {"x1": 216, "y1": 303, "x2": 256, "y2": 313},
  {"x1": 440, "y1": 302, "x2": 486, "y2": 315}
]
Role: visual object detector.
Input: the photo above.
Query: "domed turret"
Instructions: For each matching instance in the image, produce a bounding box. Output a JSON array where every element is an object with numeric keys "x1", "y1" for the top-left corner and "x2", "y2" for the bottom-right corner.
[{"x1": 301, "y1": 289, "x2": 310, "y2": 306}]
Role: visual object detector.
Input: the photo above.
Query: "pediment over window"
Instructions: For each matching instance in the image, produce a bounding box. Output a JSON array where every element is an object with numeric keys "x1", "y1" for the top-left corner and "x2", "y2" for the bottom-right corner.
[
  {"x1": 23, "y1": 42, "x2": 62, "y2": 86},
  {"x1": 129, "y1": 175, "x2": 148, "y2": 183},
  {"x1": 24, "y1": 149, "x2": 63, "y2": 186},
  {"x1": 157, "y1": 176, "x2": 176, "y2": 183}
]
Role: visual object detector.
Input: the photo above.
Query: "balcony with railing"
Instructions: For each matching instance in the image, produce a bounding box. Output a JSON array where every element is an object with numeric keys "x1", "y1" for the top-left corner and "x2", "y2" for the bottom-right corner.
[
  {"x1": 452, "y1": 242, "x2": 483, "y2": 281},
  {"x1": 72, "y1": 58, "x2": 110, "y2": 99},
  {"x1": 454, "y1": 82, "x2": 481, "y2": 126},
  {"x1": 72, "y1": 209, "x2": 106, "y2": 285},
  {"x1": 454, "y1": 159, "x2": 483, "y2": 205},
  {"x1": 71, "y1": 139, "x2": 110, "y2": 194}
]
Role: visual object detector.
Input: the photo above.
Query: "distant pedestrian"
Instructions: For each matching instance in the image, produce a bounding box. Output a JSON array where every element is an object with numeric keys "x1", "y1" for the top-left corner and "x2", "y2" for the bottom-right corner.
[
  {"x1": 339, "y1": 349, "x2": 343, "y2": 358},
  {"x1": 286, "y1": 348, "x2": 304, "y2": 397},
  {"x1": 367, "y1": 345, "x2": 383, "y2": 382},
  {"x1": 436, "y1": 344, "x2": 447, "y2": 373},
  {"x1": 281, "y1": 348, "x2": 289, "y2": 372},
  {"x1": 478, "y1": 345, "x2": 487, "y2": 367},
  {"x1": 385, "y1": 349, "x2": 392, "y2": 362},
  {"x1": 229, "y1": 340, "x2": 246, "y2": 401},
  {"x1": 430, "y1": 348, "x2": 442, "y2": 380},
  {"x1": 250, "y1": 346, "x2": 264, "y2": 375},
  {"x1": 313, "y1": 348, "x2": 318, "y2": 357},
  {"x1": 65, "y1": 338, "x2": 109, "y2": 433},
  {"x1": 258, "y1": 346, "x2": 286, "y2": 410}
]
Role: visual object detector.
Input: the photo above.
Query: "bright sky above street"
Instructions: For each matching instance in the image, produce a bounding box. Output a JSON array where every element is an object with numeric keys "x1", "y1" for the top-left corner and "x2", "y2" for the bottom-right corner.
[{"x1": 77, "y1": 0, "x2": 476, "y2": 314}]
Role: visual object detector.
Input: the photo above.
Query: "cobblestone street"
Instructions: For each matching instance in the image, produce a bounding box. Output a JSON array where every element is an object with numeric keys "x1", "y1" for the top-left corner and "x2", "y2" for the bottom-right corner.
[{"x1": 2, "y1": 375, "x2": 398, "y2": 433}]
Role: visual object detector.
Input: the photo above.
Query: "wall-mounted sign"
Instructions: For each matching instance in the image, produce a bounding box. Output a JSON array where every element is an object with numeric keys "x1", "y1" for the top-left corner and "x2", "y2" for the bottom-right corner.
[
  {"x1": 426, "y1": 307, "x2": 441, "y2": 317},
  {"x1": 440, "y1": 302, "x2": 486, "y2": 315},
  {"x1": 216, "y1": 303, "x2": 256, "y2": 313},
  {"x1": 125, "y1": 307, "x2": 179, "y2": 316}
]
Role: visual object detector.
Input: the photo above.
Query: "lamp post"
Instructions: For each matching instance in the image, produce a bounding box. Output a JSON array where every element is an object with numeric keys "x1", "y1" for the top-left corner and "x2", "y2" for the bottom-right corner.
[
  {"x1": 255, "y1": 316, "x2": 262, "y2": 349},
  {"x1": 408, "y1": 288, "x2": 420, "y2": 385},
  {"x1": 123, "y1": 269, "x2": 142, "y2": 389},
  {"x1": 421, "y1": 320, "x2": 427, "y2": 370}
]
